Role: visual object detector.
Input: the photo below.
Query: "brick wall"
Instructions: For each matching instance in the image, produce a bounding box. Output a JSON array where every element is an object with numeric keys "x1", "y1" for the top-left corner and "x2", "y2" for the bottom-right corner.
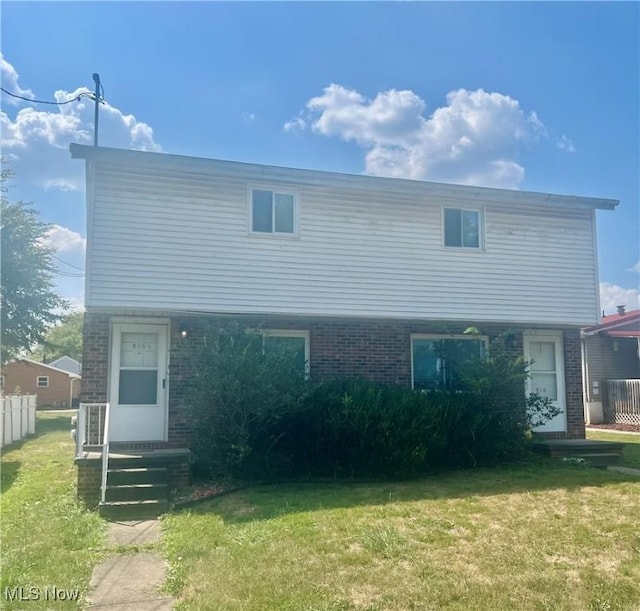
[
  {"x1": 1, "y1": 360, "x2": 78, "y2": 408},
  {"x1": 81, "y1": 312, "x2": 586, "y2": 451},
  {"x1": 80, "y1": 313, "x2": 110, "y2": 404},
  {"x1": 563, "y1": 328, "x2": 585, "y2": 439},
  {"x1": 76, "y1": 460, "x2": 102, "y2": 508}
]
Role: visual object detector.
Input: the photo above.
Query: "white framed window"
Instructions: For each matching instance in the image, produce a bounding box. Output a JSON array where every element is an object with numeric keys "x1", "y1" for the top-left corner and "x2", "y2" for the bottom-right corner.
[
  {"x1": 0, "y1": 375, "x2": 4, "y2": 390},
  {"x1": 411, "y1": 334, "x2": 488, "y2": 391},
  {"x1": 443, "y1": 207, "x2": 482, "y2": 248},
  {"x1": 36, "y1": 376, "x2": 49, "y2": 388},
  {"x1": 261, "y1": 329, "x2": 310, "y2": 376},
  {"x1": 249, "y1": 187, "x2": 297, "y2": 235}
]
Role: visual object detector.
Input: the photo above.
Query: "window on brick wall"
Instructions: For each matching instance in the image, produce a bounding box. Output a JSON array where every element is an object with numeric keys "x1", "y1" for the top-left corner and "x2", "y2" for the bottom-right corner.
[
  {"x1": 36, "y1": 376, "x2": 49, "y2": 388},
  {"x1": 0, "y1": 375, "x2": 4, "y2": 390},
  {"x1": 262, "y1": 329, "x2": 310, "y2": 376},
  {"x1": 411, "y1": 335, "x2": 487, "y2": 391}
]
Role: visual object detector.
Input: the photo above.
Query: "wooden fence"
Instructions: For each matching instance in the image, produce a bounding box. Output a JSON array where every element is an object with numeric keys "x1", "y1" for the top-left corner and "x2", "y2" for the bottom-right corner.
[
  {"x1": 605, "y1": 379, "x2": 640, "y2": 426},
  {"x1": 1, "y1": 395, "x2": 37, "y2": 448}
]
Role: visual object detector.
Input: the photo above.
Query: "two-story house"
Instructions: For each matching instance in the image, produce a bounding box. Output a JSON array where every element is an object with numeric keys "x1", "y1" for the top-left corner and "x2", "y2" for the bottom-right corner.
[{"x1": 69, "y1": 143, "x2": 617, "y2": 511}]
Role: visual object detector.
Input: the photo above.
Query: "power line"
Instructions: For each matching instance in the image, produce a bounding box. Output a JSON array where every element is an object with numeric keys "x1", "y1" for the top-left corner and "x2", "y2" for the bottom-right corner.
[
  {"x1": 54, "y1": 254, "x2": 85, "y2": 272},
  {"x1": 56, "y1": 271, "x2": 85, "y2": 278},
  {"x1": 1, "y1": 87, "x2": 95, "y2": 106}
]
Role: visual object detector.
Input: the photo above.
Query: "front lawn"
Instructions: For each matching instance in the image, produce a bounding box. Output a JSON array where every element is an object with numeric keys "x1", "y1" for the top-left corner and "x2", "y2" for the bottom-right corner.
[
  {"x1": 163, "y1": 462, "x2": 640, "y2": 610},
  {"x1": 586, "y1": 430, "x2": 640, "y2": 470},
  {"x1": 1, "y1": 411, "x2": 106, "y2": 609}
]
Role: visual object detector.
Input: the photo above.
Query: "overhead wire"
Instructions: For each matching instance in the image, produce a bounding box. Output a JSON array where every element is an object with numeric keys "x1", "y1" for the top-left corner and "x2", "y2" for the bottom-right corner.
[
  {"x1": 1, "y1": 87, "x2": 97, "y2": 106},
  {"x1": 54, "y1": 254, "x2": 85, "y2": 272}
]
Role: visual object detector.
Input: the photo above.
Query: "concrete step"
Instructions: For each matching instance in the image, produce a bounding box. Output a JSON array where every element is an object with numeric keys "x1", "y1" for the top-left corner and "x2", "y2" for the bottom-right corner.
[
  {"x1": 105, "y1": 483, "x2": 169, "y2": 503},
  {"x1": 99, "y1": 499, "x2": 169, "y2": 521},
  {"x1": 107, "y1": 467, "x2": 168, "y2": 486},
  {"x1": 108, "y1": 455, "x2": 180, "y2": 469}
]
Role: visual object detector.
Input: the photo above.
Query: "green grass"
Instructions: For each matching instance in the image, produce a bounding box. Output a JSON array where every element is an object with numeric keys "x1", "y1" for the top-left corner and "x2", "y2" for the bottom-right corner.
[
  {"x1": 1, "y1": 411, "x2": 106, "y2": 609},
  {"x1": 163, "y1": 462, "x2": 640, "y2": 610},
  {"x1": 586, "y1": 430, "x2": 640, "y2": 469}
]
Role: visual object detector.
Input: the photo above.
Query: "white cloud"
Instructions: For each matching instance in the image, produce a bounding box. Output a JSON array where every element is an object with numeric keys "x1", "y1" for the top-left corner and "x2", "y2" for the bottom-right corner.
[
  {"x1": 600, "y1": 282, "x2": 640, "y2": 314},
  {"x1": 556, "y1": 134, "x2": 576, "y2": 153},
  {"x1": 628, "y1": 261, "x2": 640, "y2": 273},
  {"x1": 0, "y1": 53, "x2": 34, "y2": 105},
  {"x1": 283, "y1": 116, "x2": 306, "y2": 132},
  {"x1": 286, "y1": 84, "x2": 549, "y2": 188},
  {"x1": 44, "y1": 224, "x2": 86, "y2": 253},
  {"x1": 0, "y1": 57, "x2": 161, "y2": 193}
]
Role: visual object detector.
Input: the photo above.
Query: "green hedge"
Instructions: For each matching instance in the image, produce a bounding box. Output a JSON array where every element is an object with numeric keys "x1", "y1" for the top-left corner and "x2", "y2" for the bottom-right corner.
[{"x1": 184, "y1": 323, "x2": 557, "y2": 480}]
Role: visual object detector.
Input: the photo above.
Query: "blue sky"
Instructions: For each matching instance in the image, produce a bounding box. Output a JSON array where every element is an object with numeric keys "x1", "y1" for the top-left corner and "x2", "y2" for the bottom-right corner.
[{"x1": 2, "y1": 1, "x2": 638, "y2": 314}]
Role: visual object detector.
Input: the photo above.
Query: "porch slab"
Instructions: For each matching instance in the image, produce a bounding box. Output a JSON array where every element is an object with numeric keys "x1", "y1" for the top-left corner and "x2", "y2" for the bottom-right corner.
[{"x1": 533, "y1": 438, "x2": 624, "y2": 467}]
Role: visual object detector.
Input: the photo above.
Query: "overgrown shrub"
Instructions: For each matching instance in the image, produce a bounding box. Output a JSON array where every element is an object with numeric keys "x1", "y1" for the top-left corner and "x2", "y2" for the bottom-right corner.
[
  {"x1": 184, "y1": 322, "x2": 311, "y2": 479},
  {"x1": 184, "y1": 325, "x2": 559, "y2": 480}
]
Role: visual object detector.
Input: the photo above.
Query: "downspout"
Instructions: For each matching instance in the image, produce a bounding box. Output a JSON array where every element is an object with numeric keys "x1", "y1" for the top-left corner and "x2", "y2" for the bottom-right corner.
[{"x1": 581, "y1": 336, "x2": 589, "y2": 404}]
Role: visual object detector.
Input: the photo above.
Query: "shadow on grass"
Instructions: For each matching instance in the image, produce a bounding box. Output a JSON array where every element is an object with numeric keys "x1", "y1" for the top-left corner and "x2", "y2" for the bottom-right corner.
[
  {"x1": 177, "y1": 459, "x2": 640, "y2": 524},
  {"x1": 1, "y1": 461, "x2": 20, "y2": 494},
  {"x1": 0, "y1": 410, "x2": 75, "y2": 495}
]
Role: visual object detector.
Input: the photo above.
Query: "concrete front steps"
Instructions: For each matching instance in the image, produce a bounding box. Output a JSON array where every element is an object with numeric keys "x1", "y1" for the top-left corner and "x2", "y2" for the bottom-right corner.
[
  {"x1": 99, "y1": 453, "x2": 174, "y2": 520},
  {"x1": 533, "y1": 438, "x2": 624, "y2": 468}
]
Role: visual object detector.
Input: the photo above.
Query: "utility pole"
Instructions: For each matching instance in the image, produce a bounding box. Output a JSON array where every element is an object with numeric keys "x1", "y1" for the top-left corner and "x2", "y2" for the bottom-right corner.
[{"x1": 92, "y1": 73, "x2": 101, "y2": 146}]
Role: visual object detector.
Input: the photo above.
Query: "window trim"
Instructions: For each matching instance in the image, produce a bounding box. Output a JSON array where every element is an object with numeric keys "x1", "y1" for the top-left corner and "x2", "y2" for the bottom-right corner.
[
  {"x1": 36, "y1": 375, "x2": 50, "y2": 388},
  {"x1": 442, "y1": 206, "x2": 484, "y2": 250},
  {"x1": 261, "y1": 329, "x2": 310, "y2": 376},
  {"x1": 410, "y1": 333, "x2": 489, "y2": 390},
  {"x1": 0, "y1": 375, "x2": 4, "y2": 390},
  {"x1": 248, "y1": 185, "x2": 300, "y2": 237}
]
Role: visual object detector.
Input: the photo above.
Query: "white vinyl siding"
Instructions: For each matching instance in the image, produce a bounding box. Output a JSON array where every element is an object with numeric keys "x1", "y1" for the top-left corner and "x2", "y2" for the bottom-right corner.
[{"x1": 84, "y1": 157, "x2": 603, "y2": 326}]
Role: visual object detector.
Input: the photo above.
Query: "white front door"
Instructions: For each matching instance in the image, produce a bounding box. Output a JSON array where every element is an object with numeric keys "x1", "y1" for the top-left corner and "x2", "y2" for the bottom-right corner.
[
  {"x1": 523, "y1": 331, "x2": 567, "y2": 433},
  {"x1": 109, "y1": 323, "x2": 169, "y2": 442}
]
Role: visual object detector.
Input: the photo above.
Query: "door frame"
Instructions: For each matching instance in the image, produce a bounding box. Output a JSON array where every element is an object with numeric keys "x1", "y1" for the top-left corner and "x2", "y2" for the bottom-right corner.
[
  {"x1": 108, "y1": 318, "x2": 170, "y2": 442},
  {"x1": 523, "y1": 330, "x2": 567, "y2": 433}
]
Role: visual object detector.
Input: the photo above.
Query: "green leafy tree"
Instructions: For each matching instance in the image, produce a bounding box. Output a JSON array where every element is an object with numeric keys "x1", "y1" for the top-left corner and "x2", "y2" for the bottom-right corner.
[
  {"x1": 29, "y1": 312, "x2": 84, "y2": 363},
  {"x1": 1, "y1": 166, "x2": 68, "y2": 362}
]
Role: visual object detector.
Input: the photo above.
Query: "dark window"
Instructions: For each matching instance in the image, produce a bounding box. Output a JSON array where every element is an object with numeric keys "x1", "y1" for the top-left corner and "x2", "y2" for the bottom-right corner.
[
  {"x1": 412, "y1": 337, "x2": 486, "y2": 390},
  {"x1": 118, "y1": 370, "x2": 158, "y2": 404},
  {"x1": 251, "y1": 189, "x2": 295, "y2": 234},
  {"x1": 444, "y1": 208, "x2": 480, "y2": 248}
]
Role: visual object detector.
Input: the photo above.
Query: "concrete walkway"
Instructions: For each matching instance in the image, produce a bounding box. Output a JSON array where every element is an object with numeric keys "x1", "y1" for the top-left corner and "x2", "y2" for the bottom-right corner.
[{"x1": 86, "y1": 520, "x2": 174, "y2": 610}]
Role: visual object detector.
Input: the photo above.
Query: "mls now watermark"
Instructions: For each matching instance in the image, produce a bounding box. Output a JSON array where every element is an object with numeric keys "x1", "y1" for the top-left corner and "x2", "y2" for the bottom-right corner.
[{"x1": 4, "y1": 586, "x2": 80, "y2": 602}]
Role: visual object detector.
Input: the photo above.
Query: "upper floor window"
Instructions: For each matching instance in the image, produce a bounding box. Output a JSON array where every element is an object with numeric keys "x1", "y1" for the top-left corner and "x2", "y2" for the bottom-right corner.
[
  {"x1": 36, "y1": 376, "x2": 49, "y2": 388},
  {"x1": 251, "y1": 188, "x2": 296, "y2": 235},
  {"x1": 411, "y1": 335, "x2": 487, "y2": 391},
  {"x1": 444, "y1": 207, "x2": 481, "y2": 248}
]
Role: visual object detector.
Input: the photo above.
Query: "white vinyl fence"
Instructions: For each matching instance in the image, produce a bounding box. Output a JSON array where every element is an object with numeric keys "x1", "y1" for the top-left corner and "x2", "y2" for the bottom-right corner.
[{"x1": 1, "y1": 395, "x2": 37, "y2": 448}]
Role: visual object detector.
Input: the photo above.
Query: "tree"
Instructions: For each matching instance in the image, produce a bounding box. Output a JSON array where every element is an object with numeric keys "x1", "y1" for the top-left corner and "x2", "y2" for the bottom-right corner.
[
  {"x1": 29, "y1": 312, "x2": 84, "y2": 363},
  {"x1": 1, "y1": 166, "x2": 68, "y2": 362}
]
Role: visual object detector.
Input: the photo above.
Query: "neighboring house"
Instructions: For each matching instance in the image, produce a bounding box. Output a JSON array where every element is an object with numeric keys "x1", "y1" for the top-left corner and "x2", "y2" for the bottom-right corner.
[
  {"x1": 582, "y1": 306, "x2": 640, "y2": 425},
  {"x1": 0, "y1": 358, "x2": 81, "y2": 408},
  {"x1": 48, "y1": 355, "x2": 82, "y2": 376},
  {"x1": 69, "y1": 143, "x2": 617, "y2": 504}
]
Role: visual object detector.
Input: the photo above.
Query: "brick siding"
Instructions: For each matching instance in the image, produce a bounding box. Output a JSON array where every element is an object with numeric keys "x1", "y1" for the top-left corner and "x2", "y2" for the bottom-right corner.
[{"x1": 80, "y1": 311, "x2": 586, "y2": 452}]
